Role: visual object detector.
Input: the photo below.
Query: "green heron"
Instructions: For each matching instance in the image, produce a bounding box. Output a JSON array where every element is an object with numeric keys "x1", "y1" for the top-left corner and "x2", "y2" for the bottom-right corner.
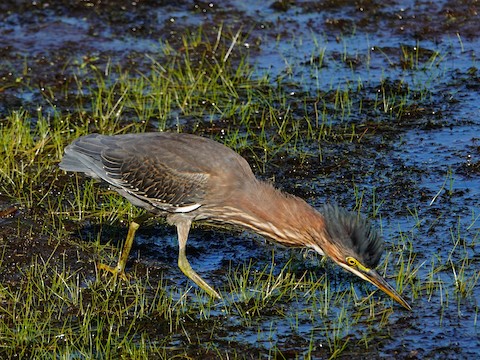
[{"x1": 59, "y1": 132, "x2": 411, "y2": 310}]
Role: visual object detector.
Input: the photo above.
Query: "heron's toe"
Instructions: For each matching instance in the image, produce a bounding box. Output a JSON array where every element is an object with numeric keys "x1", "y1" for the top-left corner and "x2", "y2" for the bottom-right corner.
[{"x1": 97, "y1": 262, "x2": 129, "y2": 281}]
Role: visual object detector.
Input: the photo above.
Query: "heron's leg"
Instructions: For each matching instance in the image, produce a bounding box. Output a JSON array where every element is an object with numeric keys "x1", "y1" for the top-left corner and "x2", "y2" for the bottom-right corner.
[
  {"x1": 176, "y1": 220, "x2": 221, "y2": 299},
  {"x1": 98, "y1": 220, "x2": 140, "y2": 280}
]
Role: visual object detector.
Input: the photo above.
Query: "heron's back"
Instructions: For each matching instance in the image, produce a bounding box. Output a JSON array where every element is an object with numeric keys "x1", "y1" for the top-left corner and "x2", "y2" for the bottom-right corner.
[{"x1": 59, "y1": 132, "x2": 256, "y2": 212}]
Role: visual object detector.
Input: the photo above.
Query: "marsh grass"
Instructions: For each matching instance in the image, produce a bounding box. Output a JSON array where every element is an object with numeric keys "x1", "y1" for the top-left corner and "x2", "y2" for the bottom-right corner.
[{"x1": 0, "y1": 251, "x2": 180, "y2": 359}]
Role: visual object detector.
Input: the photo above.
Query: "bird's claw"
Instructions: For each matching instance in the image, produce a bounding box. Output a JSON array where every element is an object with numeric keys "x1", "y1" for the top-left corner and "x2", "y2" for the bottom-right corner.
[{"x1": 97, "y1": 262, "x2": 129, "y2": 281}]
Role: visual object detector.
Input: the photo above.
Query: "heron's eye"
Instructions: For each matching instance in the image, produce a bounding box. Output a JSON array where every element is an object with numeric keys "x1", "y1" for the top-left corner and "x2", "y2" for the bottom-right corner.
[
  {"x1": 346, "y1": 256, "x2": 370, "y2": 272},
  {"x1": 346, "y1": 256, "x2": 357, "y2": 266}
]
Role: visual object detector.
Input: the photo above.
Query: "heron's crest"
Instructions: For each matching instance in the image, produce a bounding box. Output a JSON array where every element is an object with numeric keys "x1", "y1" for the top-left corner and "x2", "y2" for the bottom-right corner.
[{"x1": 321, "y1": 205, "x2": 383, "y2": 268}]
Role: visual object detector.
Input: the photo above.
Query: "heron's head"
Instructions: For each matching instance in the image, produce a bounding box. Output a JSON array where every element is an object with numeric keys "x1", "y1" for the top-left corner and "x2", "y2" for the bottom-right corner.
[{"x1": 318, "y1": 205, "x2": 411, "y2": 310}]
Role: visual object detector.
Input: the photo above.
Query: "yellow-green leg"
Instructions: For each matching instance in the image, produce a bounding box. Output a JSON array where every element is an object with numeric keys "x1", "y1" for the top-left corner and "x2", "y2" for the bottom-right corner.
[
  {"x1": 98, "y1": 220, "x2": 140, "y2": 280},
  {"x1": 176, "y1": 219, "x2": 221, "y2": 299}
]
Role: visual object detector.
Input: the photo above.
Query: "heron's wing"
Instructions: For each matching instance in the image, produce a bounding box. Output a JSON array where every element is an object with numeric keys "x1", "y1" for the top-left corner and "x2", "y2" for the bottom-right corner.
[
  {"x1": 101, "y1": 148, "x2": 209, "y2": 209},
  {"x1": 60, "y1": 133, "x2": 210, "y2": 211}
]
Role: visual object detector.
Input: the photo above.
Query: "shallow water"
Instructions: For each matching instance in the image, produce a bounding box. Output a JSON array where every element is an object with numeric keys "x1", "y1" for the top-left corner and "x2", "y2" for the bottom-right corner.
[{"x1": 1, "y1": 0, "x2": 479, "y2": 358}]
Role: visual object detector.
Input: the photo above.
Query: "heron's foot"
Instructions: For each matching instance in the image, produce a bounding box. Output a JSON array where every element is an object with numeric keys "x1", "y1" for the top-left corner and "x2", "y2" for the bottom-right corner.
[
  {"x1": 96, "y1": 221, "x2": 139, "y2": 282},
  {"x1": 178, "y1": 256, "x2": 221, "y2": 299},
  {"x1": 191, "y1": 273, "x2": 221, "y2": 299},
  {"x1": 97, "y1": 262, "x2": 129, "y2": 281}
]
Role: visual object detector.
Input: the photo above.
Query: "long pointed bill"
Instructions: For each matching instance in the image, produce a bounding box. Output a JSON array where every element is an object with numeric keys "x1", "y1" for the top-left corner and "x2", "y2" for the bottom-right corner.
[
  {"x1": 339, "y1": 262, "x2": 412, "y2": 310},
  {"x1": 359, "y1": 269, "x2": 411, "y2": 310}
]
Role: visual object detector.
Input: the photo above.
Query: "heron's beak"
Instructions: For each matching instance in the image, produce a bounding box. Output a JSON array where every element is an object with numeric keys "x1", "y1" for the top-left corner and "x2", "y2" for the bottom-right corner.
[
  {"x1": 358, "y1": 268, "x2": 411, "y2": 310},
  {"x1": 337, "y1": 261, "x2": 411, "y2": 310}
]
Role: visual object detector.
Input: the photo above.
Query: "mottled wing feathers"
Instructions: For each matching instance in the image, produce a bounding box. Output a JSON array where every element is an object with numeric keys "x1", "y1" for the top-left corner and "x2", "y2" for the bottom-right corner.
[
  {"x1": 60, "y1": 133, "x2": 210, "y2": 211},
  {"x1": 101, "y1": 149, "x2": 209, "y2": 208}
]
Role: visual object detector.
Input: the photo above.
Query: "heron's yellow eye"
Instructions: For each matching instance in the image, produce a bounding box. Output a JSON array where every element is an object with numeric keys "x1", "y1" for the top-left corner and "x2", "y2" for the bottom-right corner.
[
  {"x1": 346, "y1": 256, "x2": 357, "y2": 266},
  {"x1": 346, "y1": 256, "x2": 370, "y2": 272}
]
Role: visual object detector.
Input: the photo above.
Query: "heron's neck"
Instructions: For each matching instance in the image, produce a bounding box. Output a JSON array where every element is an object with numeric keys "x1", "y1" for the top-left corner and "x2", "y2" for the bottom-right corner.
[{"x1": 211, "y1": 179, "x2": 327, "y2": 248}]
